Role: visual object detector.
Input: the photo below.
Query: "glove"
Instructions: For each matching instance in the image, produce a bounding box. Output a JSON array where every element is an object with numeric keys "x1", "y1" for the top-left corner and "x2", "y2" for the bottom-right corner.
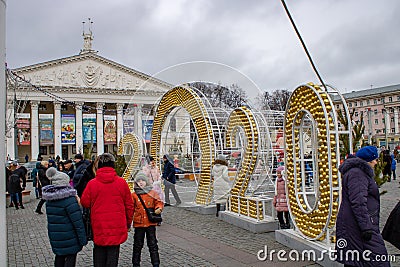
[
  {"x1": 154, "y1": 208, "x2": 162, "y2": 214},
  {"x1": 361, "y1": 230, "x2": 374, "y2": 241}
]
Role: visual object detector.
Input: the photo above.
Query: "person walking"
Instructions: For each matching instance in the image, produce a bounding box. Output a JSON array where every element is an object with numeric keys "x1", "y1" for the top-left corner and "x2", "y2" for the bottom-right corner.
[
  {"x1": 8, "y1": 162, "x2": 27, "y2": 209},
  {"x1": 72, "y1": 154, "x2": 90, "y2": 188},
  {"x1": 131, "y1": 172, "x2": 163, "y2": 267},
  {"x1": 212, "y1": 155, "x2": 230, "y2": 217},
  {"x1": 31, "y1": 162, "x2": 41, "y2": 199},
  {"x1": 42, "y1": 170, "x2": 87, "y2": 267},
  {"x1": 80, "y1": 153, "x2": 134, "y2": 267},
  {"x1": 273, "y1": 166, "x2": 290, "y2": 229},
  {"x1": 336, "y1": 146, "x2": 390, "y2": 267},
  {"x1": 391, "y1": 150, "x2": 397, "y2": 181},
  {"x1": 162, "y1": 154, "x2": 181, "y2": 206},
  {"x1": 35, "y1": 161, "x2": 50, "y2": 214},
  {"x1": 143, "y1": 156, "x2": 164, "y2": 203}
]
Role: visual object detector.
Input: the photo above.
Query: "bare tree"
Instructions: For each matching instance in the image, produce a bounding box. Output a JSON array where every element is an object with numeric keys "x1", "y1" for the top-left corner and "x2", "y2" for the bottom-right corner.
[{"x1": 257, "y1": 89, "x2": 292, "y2": 111}]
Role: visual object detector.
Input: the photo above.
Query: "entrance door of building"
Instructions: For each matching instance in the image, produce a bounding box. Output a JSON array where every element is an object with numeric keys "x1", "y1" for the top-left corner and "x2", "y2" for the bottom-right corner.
[{"x1": 62, "y1": 145, "x2": 69, "y2": 161}]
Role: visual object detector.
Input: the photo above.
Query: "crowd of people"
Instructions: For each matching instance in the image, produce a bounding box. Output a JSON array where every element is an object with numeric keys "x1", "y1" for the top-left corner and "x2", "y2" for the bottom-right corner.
[{"x1": 5, "y1": 145, "x2": 400, "y2": 266}]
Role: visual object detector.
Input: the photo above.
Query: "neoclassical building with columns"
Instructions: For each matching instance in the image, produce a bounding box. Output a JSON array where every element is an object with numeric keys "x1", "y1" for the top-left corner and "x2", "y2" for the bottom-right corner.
[{"x1": 5, "y1": 32, "x2": 185, "y2": 162}]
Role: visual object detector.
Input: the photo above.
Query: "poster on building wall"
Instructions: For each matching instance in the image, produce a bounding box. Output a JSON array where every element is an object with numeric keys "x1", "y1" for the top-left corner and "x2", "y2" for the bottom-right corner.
[
  {"x1": 61, "y1": 114, "x2": 76, "y2": 144},
  {"x1": 104, "y1": 115, "x2": 117, "y2": 144},
  {"x1": 142, "y1": 117, "x2": 154, "y2": 143},
  {"x1": 39, "y1": 114, "x2": 54, "y2": 145},
  {"x1": 123, "y1": 115, "x2": 135, "y2": 134},
  {"x1": 16, "y1": 113, "x2": 31, "y2": 145},
  {"x1": 83, "y1": 114, "x2": 97, "y2": 144}
]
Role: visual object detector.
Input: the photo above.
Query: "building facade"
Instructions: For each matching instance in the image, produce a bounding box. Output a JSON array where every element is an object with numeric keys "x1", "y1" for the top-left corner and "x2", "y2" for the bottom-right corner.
[
  {"x1": 334, "y1": 85, "x2": 400, "y2": 149},
  {"x1": 6, "y1": 32, "x2": 178, "y2": 162}
]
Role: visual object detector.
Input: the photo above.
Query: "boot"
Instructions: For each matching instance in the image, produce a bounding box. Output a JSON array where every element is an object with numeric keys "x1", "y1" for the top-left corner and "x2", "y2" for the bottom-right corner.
[
  {"x1": 216, "y1": 204, "x2": 221, "y2": 217},
  {"x1": 15, "y1": 205, "x2": 19, "y2": 210},
  {"x1": 19, "y1": 203, "x2": 25, "y2": 209},
  {"x1": 285, "y1": 223, "x2": 290, "y2": 229},
  {"x1": 280, "y1": 223, "x2": 286, "y2": 229}
]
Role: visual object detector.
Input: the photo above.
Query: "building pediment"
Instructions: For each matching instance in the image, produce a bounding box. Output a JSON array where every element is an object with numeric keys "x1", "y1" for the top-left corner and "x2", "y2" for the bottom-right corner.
[{"x1": 13, "y1": 52, "x2": 171, "y2": 92}]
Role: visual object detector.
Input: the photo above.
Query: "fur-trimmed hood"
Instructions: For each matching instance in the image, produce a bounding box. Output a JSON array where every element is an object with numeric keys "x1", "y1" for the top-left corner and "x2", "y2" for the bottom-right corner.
[
  {"x1": 42, "y1": 185, "x2": 77, "y2": 201},
  {"x1": 339, "y1": 157, "x2": 375, "y2": 178}
]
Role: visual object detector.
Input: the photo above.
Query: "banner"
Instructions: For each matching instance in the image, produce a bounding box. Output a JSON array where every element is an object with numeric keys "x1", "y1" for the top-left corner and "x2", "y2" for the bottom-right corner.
[
  {"x1": 61, "y1": 114, "x2": 76, "y2": 144},
  {"x1": 16, "y1": 113, "x2": 31, "y2": 145},
  {"x1": 123, "y1": 115, "x2": 135, "y2": 134},
  {"x1": 104, "y1": 115, "x2": 116, "y2": 144},
  {"x1": 39, "y1": 114, "x2": 54, "y2": 145},
  {"x1": 142, "y1": 117, "x2": 154, "y2": 143},
  {"x1": 83, "y1": 114, "x2": 97, "y2": 144}
]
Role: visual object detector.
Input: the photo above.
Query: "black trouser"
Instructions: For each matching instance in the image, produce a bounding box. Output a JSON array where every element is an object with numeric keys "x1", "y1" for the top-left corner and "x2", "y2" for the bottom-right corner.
[
  {"x1": 132, "y1": 226, "x2": 160, "y2": 266},
  {"x1": 93, "y1": 244, "x2": 120, "y2": 267},
  {"x1": 36, "y1": 199, "x2": 46, "y2": 212},
  {"x1": 55, "y1": 254, "x2": 77, "y2": 267},
  {"x1": 393, "y1": 169, "x2": 396, "y2": 180},
  {"x1": 277, "y1": 211, "x2": 290, "y2": 225}
]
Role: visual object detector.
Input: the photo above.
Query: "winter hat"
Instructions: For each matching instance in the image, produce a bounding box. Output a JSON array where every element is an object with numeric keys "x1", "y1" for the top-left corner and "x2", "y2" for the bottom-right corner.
[
  {"x1": 46, "y1": 167, "x2": 70, "y2": 186},
  {"x1": 356, "y1": 146, "x2": 379, "y2": 162},
  {"x1": 97, "y1": 153, "x2": 115, "y2": 169},
  {"x1": 276, "y1": 166, "x2": 285, "y2": 172},
  {"x1": 217, "y1": 154, "x2": 226, "y2": 161},
  {"x1": 134, "y1": 171, "x2": 149, "y2": 185}
]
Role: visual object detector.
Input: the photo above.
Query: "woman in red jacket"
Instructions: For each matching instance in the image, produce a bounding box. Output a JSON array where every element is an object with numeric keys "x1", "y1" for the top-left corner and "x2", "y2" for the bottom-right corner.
[
  {"x1": 80, "y1": 153, "x2": 134, "y2": 267},
  {"x1": 273, "y1": 165, "x2": 290, "y2": 229},
  {"x1": 131, "y1": 172, "x2": 163, "y2": 267}
]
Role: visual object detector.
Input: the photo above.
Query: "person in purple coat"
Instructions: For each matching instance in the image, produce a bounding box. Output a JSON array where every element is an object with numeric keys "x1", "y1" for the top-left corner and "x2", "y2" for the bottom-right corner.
[{"x1": 336, "y1": 146, "x2": 390, "y2": 267}]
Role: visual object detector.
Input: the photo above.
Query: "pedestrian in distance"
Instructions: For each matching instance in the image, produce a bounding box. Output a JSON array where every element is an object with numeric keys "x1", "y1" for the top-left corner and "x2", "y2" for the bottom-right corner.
[
  {"x1": 336, "y1": 146, "x2": 390, "y2": 267},
  {"x1": 80, "y1": 153, "x2": 134, "y2": 267},
  {"x1": 131, "y1": 172, "x2": 163, "y2": 267},
  {"x1": 8, "y1": 161, "x2": 27, "y2": 210},
  {"x1": 391, "y1": 150, "x2": 397, "y2": 181},
  {"x1": 72, "y1": 154, "x2": 90, "y2": 188},
  {"x1": 35, "y1": 161, "x2": 51, "y2": 214},
  {"x1": 31, "y1": 162, "x2": 41, "y2": 199},
  {"x1": 41, "y1": 170, "x2": 87, "y2": 267},
  {"x1": 212, "y1": 154, "x2": 230, "y2": 217},
  {"x1": 273, "y1": 166, "x2": 290, "y2": 229},
  {"x1": 162, "y1": 154, "x2": 181, "y2": 206}
]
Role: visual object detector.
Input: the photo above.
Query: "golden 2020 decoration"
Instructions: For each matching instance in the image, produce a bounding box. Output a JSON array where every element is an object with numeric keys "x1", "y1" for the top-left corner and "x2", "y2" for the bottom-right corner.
[
  {"x1": 284, "y1": 83, "x2": 352, "y2": 241},
  {"x1": 150, "y1": 86, "x2": 217, "y2": 205},
  {"x1": 225, "y1": 106, "x2": 264, "y2": 220},
  {"x1": 118, "y1": 132, "x2": 144, "y2": 191}
]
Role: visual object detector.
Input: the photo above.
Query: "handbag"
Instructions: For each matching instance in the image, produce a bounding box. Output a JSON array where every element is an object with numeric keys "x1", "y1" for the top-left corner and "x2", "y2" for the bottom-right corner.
[
  {"x1": 137, "y1": 193, "x2": 162, "y2": 223},
  {"x1": 82, "y1": 208, "x2": 93, "y2": 241}
]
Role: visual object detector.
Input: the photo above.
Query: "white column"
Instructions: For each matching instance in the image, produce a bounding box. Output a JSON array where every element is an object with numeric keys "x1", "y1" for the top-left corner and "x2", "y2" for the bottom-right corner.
[
  {"x1": 53, "y1": 102, "x2": 62, "y2": 158},
  {"x1": 31, "y1": 101, "x2": 40, "y2": 161},
  {"x1": 75, "y1": 102, "x2": 84, "y2": 154},
  {"x1": 6, "y1": 99, "x2": 16, "y2": 160},
  {"x1": 134, "y1": 104, "x2": 143, "y2": 138},
  {"x1": 394, "y1": 108, "x2": 399, "y2": 134},
  {"x1": 116, "y1": 103, "x2": 124, "y2": 145},
  {"x1": 96, "y1": 102, "x2": 104, "y2": 155}
]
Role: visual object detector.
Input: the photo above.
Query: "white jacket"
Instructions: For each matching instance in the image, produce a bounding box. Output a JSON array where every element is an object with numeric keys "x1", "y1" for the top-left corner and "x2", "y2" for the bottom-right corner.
[{"x1": 212, "y1": 164, "x2": 230, "y2": 204}]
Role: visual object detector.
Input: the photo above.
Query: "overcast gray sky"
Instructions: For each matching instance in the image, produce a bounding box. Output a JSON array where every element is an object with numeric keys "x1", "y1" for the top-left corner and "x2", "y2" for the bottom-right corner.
[{"x1": 5, "y1": 0, "x2": 400, "y2": 100}]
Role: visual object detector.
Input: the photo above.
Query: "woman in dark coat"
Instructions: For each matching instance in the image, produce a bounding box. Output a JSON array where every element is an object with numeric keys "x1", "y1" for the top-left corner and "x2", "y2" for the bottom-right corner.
[
  {"x1": 336, "y1": 146, "x2": 390, "y2": 267},
  {"x1": 8, "y1": 165, "x2": 27, "y2": 209},
  {"x1": 42, "y1": 178, "x2": 87, "y2": 267}
]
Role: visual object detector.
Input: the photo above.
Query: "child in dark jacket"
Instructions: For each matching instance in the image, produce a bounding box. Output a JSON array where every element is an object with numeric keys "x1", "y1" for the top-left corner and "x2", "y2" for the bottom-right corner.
[
  {"x1": 42, "y1": 173, "x2": 87, "y2": 267},
  {"x1": 131, "y1": 172, "x2": 163, "y2": 267}
]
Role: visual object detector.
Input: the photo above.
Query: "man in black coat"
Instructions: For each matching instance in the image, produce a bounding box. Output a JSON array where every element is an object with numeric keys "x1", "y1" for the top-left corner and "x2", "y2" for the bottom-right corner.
[
  {"x1": 162, "y1": 154, "x2": 181, "y2": 206},
  {"x1": 35, "y1": 161, "x2": 50, "y2": 214},
  {"x1": 72, "y1": 154, "x2": 90, "y2": 188},
  {"x1": 8, "y1": 162, "x2": 27, "y2": 209}
]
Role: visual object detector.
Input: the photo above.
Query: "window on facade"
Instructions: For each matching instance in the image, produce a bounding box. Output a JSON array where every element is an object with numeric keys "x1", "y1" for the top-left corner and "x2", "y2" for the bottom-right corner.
[
  {"x1": 170, "y1": 117, "x2": 177, "y2": 132},
  {"x1": 374, "y1": 99, "x2": 377, "y2": 104},
  {"x1": 376, "y1": 129, "x2": 381, "y2": 134},
  {"x1": 382, "y1": 118, "x2": 385, "y2": 124},
  {"x1": 355, "y1": 112, "x2": 358, "y2": 116},
  {"x1": 367, "y1": 100, "x2": 370, "y2": 105},
  {"x1": 389, "y1": 97, "x2": 393, "y2": 102},
  {"x1": 374, "y1": 110, "x2": 378, "y2": 115},
  {"x1": 61, "y1": 104, "x2": 68, "y2": 111},
  {"x1": 349, "y1": 102, "x2": 352, "y2": 107},
  {"x1": 39, "y1": 104, "x2": 47, "y2": 111},
  {"x1": 336, "y1": 105, "x2": 340, "y2": 109},
  {"x1": 381, "y1": 98, "x2": 385, "y2": 103},
  {"x1": 392, "y1": 128, "x2": 395, "y2": 133},
  {"x1": 391, "y1": 117, "x2": 394, "y2": 123},
  {"x1": 355, "y1": 102, "x2": 358, "y2": 107},
  {"x1": 374, "y1": 119, "x2": 379, "y2": 124},
  {"x1": 397, "y1": 96, "x2": 400, "y2": 101},
  {"x1": 360, "y1": 101, "x2": 363, "y2": 107}
]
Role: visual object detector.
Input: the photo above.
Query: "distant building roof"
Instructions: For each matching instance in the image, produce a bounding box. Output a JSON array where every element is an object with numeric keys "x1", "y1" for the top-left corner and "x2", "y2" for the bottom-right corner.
[{"x1": 333, "y1": 84, "x2": 400, "y2": 101}]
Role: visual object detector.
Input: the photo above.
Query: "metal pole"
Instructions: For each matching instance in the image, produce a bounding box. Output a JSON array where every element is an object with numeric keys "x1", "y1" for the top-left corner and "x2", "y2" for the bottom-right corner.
[{"x1": 0, "y1": 0, "x2": 8, "y2": 265}]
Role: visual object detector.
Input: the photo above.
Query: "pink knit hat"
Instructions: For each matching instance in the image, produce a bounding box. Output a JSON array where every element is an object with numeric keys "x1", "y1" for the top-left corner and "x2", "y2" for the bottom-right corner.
[{"x1": 276, "y1": 166, "x2": 285, "y2": 172}]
